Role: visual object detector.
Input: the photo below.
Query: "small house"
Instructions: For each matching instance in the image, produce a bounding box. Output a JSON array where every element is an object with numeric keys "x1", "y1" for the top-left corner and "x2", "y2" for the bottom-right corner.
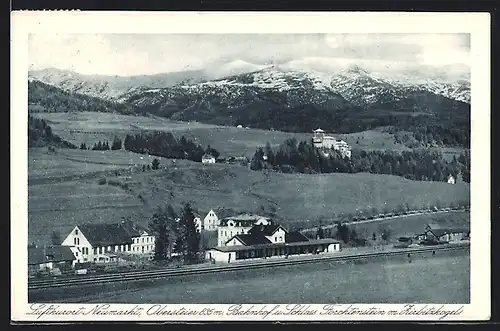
[
  {"x1": 447, "y1": 175, "x2": 456, "y2": 184},
  {"x1": 419, "y1": 225, "x2": 470, "y2": 243},
  {"x1": 28, "y1": 245, "x2": 76, "y2": 276},
  {"x1": 202, "y1": 154, "x2": 216, "y2": 164}
]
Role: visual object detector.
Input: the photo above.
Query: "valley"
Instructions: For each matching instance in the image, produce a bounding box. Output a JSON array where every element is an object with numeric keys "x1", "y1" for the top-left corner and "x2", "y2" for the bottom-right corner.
[{"x1": 27, "y1": 62, "x2": 471, "y2": 249}]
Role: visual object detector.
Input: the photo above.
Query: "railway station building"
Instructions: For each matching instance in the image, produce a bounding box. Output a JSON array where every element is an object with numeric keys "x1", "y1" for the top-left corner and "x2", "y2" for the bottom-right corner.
[{"x1": 206, "y1": 223, "x2": 341, "y2": 263}]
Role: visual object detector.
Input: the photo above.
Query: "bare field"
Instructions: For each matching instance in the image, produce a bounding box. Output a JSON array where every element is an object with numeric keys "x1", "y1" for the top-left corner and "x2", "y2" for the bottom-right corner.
[
  {"x1": 28, "y1": 147, "x2": 470, "y2": 246},
  {"x1": 32, "y1": 112, "x2": 409, "y2": 157}
]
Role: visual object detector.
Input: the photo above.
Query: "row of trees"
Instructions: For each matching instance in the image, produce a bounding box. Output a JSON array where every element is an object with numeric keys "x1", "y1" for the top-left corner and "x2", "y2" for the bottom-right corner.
[
  {"x1": 149, "y1": 202, "x2": 201, "y2": 263},
  {"x1": 123, "y1": 131, "x2": 220, "y2": 163},
  {"x1": 79, "y1": 137, "x2": 123, "y2": 151},
  {"x1": 250, "y1": 138, "x2": 469, "y2": 183},
  {"x1": 28, "y1": 80, "x2": 134, "y2": 114}
]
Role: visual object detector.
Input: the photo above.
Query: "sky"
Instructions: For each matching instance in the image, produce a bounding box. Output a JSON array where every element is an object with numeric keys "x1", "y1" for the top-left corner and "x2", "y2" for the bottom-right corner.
[{"x1": 28, "y1": 33, "x2": 471, "y2": 76}]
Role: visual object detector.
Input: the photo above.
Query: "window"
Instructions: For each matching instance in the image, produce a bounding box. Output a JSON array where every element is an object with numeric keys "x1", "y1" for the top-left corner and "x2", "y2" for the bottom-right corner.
[
  {"x1": 142, "y1": 247, "x2": 144, "y2": 253},
  {"x1": 75, "y1": 252, "x2": 78, "y2": 257},
  {"x1": 93, "y1": 248, "x2": 97, "y2": 255},
  {"x1": 75, "y1": 229, "x2": 79, "y2": 235},
  {"x1": 275, "y1": 237, "x2": 277, "y2": 242},
  {"x1": 142, "y1": 238, "x2": 144, "y2": 243},
  {"x1": 73, "y1": 238, "x2": 77, "y2": 245},
  {"x1": 279, "y1": 237, "x2": 283, "y2": 242},
  {"x1": 224, "y1": 231, "x2": 227, "y2": 236}
]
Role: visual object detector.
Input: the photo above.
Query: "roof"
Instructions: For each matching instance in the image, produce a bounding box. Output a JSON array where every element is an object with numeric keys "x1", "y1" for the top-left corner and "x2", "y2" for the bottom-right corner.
[
  {"x1": 28, "y1": 245, "x2": 75, "y2": 265},
  {"x1": 77, "y1": 223, "x2": 136, "y2": 247},
  {"x1": 202, "y1": 154, "x2": 215, "y2": 159},
  {"x1": 285, "y1": 231, "x2": 310, "y2": 243},
  {"x1": 228, "y1": 233, "x2": 272, "y2": 246},
  {"x1": 313, "y1": 128, "x2": 325, "y2": 133},
  {"x1": 220, "y1": 214, "x2": 269, "y2": 227},
  {"x1": 209, "y1": 238, "x2": 340, "y2": 252},
  {"x1": 426, "y1": 228, "x2": 470, "y2": 237},
  {"x1": 248, "y1": 224, "x2": 286, "y2": 236}
]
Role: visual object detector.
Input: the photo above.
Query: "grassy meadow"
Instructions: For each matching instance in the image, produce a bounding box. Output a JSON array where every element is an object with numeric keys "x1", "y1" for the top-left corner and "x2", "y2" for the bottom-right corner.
[
  {"x1": 28, "y1": 146, "x2": 470, "y2": 246},
  {"x1": 32, "y1": 112, "x2": 409, "y2": 157},
  {"x1": 30, "y1": 247, "x2": 470, "y2": 304}
]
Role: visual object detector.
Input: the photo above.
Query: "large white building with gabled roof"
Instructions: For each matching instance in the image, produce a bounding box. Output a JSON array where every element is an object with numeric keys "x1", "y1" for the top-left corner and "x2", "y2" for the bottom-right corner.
[{"x1": 61, "y1": 220, "x2": 155, "y2": 264}]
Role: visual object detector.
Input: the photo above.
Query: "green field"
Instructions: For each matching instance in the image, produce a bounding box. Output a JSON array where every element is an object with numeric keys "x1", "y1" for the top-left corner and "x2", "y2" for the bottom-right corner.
[
  {"x1": 28, "y1": 147, "x2": 470, "y2": 246},
  {"x1": 30, "y1": 248, "x2": 469, "y2": 304},
  {"x1": 32, "y1": 112, "x2": 410, "y2": 157}
]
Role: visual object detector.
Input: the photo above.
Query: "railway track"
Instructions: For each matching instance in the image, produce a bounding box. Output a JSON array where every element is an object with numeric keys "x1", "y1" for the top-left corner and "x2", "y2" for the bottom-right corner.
[{"x1": 28, "y1": 244, "x2": 468, "y2": 291}]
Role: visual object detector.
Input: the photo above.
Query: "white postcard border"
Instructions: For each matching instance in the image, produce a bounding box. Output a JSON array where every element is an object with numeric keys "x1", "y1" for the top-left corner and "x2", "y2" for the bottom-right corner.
[{"x1": 10, "y1": 11, "x2": 491, "y2": 322}]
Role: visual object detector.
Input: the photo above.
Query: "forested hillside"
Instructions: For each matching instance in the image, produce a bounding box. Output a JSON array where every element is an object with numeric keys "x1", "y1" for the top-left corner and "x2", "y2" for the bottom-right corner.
[
  {"x1": 28, "y1": 80, "x2": 134, "y2": 114},
  {"x1": 28, "y1": 116, "x2": 77, "y2": 148}
]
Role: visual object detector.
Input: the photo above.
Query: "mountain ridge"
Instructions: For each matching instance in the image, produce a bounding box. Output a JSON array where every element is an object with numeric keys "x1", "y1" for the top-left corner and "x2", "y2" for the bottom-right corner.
[{"x1": 29, "y1": 60, "x2": 470, "y2": 104}]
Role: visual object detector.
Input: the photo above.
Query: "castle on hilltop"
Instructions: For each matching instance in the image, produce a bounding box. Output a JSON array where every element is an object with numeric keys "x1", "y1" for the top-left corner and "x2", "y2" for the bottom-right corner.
[{"x1": 312, "y1": 128, "x2": 351, "y2": 158}]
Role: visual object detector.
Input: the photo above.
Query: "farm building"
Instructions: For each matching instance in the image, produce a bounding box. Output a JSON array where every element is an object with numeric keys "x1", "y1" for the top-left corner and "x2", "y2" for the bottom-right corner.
[
  {"x1": 416, "y1": 225, "x2": 470, "y2": 243},
  {"x1": 61, "y1": 220, "x2": 155, "y2": 264},
  {"x1": 202, "y1": 154, "x2": 216, "y2": 164},
  {"x1": 207, "y1": 223, "x2": 341, "y2": 263},
  {"x1": 28, "y1": 245, "x2": 76, "y2": 276},
  {"x1": 447, "y1": 175, "x2": 456, "y2": 184},
  {"x1": 217, "y1": 214, "x2": 271, "y2": 247}
]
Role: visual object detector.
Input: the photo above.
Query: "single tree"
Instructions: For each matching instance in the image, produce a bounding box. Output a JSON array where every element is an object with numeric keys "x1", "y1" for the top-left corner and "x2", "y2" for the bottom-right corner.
[
  {"x1": 381, "y1": 228, "x2": 392, "y2": 242},
  {"x1": 175, "y1": 202, "x2": 201, "y2": 263},
  {"x1": 335, "y1": 222, "x2": 350, "y2": 244},
  {"x1": 316, "y1": 227, "x2": 325, "y2": 239},
  {"x1": 149, "y1": 205, "x2": 178, "y2": 262},
  {"x1": 50, "y1": 230, "x2": 61, "y2": 245},
  {"x1": 152, "y1": 158, "x2": 160, "y2": 170},
  {"x1": 111, "y1": 136, "x2": 122, "y2": 150}
]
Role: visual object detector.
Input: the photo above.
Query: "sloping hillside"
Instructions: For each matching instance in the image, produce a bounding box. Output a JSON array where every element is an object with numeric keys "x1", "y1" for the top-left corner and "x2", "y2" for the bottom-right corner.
[
  {"x1": 28, "y1": 80, "x2": 134, "y2": 114},
  {"x1": 28, "y1": 116, "x2": 77, "y2": 149}
]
